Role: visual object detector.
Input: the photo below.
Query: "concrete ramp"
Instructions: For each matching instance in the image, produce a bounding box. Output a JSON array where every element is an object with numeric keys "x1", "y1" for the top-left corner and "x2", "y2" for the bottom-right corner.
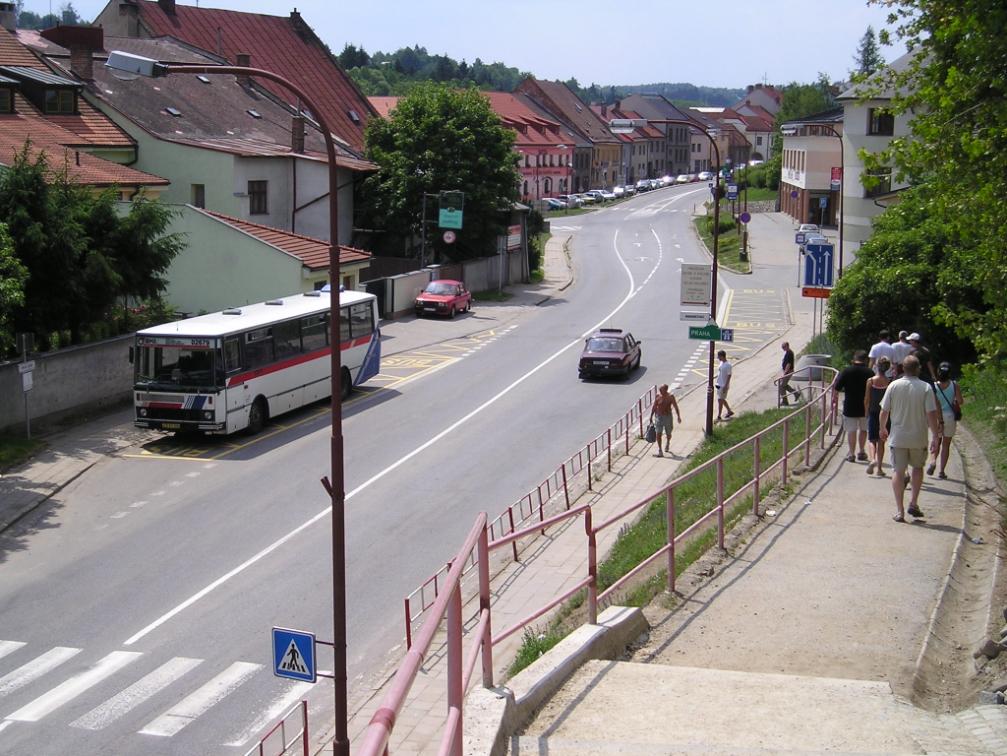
[{"x1": 512, "y1": 660, "x2": 1002, "y2": 754}]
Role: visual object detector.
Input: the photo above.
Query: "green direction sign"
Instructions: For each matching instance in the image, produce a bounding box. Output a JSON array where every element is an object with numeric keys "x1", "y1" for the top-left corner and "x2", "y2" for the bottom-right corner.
[
  {"x1": 689, "y1": 324, "x2": 722, "y2": 340},
  {"x1": 438, "y1": 191, "x2": 464, "y2": 230}
]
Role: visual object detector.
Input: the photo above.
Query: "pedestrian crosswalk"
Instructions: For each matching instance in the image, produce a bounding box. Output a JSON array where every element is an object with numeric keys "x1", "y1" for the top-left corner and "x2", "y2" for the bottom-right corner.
[{"x1": 0, "y1": 639, "x2": 305, "y2": 748}]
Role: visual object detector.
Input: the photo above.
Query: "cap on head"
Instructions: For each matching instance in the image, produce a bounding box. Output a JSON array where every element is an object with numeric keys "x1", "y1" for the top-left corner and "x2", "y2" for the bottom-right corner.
[
  {"x1": 909, "y1": 332, "x2": 921, "y2": 342},
  {"x1": 899, "y1": 330, "x2": 909, "y2": 339},
  {"x1": 938, "y1": 361, "x2": 951, "y2": 371}
]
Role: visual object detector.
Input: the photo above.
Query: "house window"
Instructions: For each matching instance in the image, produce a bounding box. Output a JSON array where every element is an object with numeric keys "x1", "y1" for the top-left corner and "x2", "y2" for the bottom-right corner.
[
  {"x1": 248, "y1": 180, "x2": 268, "y2": 215},
  {"x1": 868, "y1": 108, "x2": 894, "y2": 136},
  {"x1": 864, "y1": 169, "x2": 892, "y2": 198},
  {"x1": 0, "y1": 88, "x2": 11, "y2": 114},
  {"x1": 44, "y1": 88, "x2": 75, "y2": 114},
  {"x1": 191, "y1": 184, "x2": 205, "y2": 208},
  {"x1": 756, "y1": 136, "x2": 763, "y2": 146}
]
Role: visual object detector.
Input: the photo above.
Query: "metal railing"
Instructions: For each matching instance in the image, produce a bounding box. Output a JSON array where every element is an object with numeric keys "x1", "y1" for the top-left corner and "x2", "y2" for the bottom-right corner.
[
  {"x1": 358, "y1": 371, "x2": 840, "y2": 755},
  {"x1": 403, "y1": 385, "x2": 659, "y2": 647},
  {"x1": 242, "y1": 700, "x2": 308, "y2": 756}
]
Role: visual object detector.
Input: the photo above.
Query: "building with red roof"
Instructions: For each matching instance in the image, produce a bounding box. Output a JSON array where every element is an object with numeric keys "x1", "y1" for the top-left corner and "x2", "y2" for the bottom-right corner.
[
  {"x1": 617, "y1": 94, "x2": 697, "y2": 176},
  {"x1": 94, "y1": 0, "x2": 376, "y2": 155},
  {"x1": 590, "y1": 102, "x2": 665, "y2": 185}
]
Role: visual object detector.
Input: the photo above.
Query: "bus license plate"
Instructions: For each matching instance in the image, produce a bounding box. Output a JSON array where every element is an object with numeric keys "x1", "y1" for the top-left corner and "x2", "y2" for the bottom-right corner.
[{"x1": 161, "y1": 422, "x2": 180, "y2": 430}]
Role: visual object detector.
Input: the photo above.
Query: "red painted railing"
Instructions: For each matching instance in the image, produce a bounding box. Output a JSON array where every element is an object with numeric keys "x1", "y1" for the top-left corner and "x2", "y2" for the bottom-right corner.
[
  {"x1": 359, "y1": 370, "x2": 839, "y2": 755},
  {"x1": 242, "y1": 700, "x2": 308, "y2": 756}
]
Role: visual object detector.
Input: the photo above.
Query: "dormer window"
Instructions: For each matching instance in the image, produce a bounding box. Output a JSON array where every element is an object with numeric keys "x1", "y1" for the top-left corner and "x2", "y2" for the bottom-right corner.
[
  {"x1": 347, "y1": 109, "x2": 360, "y2": 123},
  {"x1": 45, "y1": 88, "x2": 75, "y2": 114},
  {"x1": 165, "y1": 106, "x2": 182, "y2": 117}
]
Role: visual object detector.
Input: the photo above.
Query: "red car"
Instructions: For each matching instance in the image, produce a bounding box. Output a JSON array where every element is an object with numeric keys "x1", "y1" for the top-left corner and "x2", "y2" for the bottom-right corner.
[
  {"x1": 414, "y1": 279, "x2": 472, "y2": 318},
  {"x1": 578, "y1": 328, "x2": 642, "y2": 379}
]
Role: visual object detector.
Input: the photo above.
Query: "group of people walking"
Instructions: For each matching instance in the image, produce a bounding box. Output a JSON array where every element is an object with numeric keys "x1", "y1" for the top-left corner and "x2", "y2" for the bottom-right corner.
[{"x1": 834, "y1": 329, "x2": 963, "y2": 522}]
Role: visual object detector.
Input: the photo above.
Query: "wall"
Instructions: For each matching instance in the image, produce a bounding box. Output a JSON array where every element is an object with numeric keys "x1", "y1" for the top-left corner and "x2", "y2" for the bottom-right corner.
[{"x1": 0, "y1": 336, "x2": 133, "y2": 434}]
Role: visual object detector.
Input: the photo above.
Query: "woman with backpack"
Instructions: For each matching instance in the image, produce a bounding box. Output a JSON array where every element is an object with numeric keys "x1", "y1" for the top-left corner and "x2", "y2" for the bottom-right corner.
[{"x1": 928, "y1": 361, "x2": 964, "y2": 479}]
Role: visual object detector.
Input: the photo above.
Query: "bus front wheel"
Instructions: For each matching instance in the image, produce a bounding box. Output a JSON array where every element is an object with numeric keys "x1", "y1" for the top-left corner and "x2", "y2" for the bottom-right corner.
[
  {"x1": 247, "y1": 397, "x2": 268, "y2": 434},
  {"x1": 340, "y1": 367, "x2": 352, "y2": 401}
]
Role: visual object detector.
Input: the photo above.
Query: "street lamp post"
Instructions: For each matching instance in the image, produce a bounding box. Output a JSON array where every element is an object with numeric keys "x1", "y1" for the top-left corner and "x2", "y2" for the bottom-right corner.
[
  {"x1": 105, "y1": 51, "x2": 352, "y2": 756},
  {"x1": 610, "y1": 117, "x2": 721, "y2": 436}
]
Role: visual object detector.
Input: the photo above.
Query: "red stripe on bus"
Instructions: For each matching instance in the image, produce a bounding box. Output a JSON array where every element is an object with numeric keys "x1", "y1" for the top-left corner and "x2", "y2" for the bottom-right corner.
[{"x1": 225, "y1": 335, "x2": 371, "y2": 387}]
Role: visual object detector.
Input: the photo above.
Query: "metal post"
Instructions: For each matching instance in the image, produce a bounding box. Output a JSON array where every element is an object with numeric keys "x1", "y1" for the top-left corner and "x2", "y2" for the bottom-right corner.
[
  {"x1": 753, "y1": 435, "x2": 761, "y2": 515},
  {"x1": 446, "y1": 582, "x2": 463, "y2": 756},
  {"x1": 716, "y1": 459, "x2": 725, "y2": 549},
  {"x1": 478, "y1": 524, "x2": 494, "y2": 687},
  {"x1": 586, "y1": 509, "x2": 597, "y2": 625},
  {"x1": 666, "y1": 487, "x2": 676, "y2": 593},
  {"x1": 782, "y1": 419, "x2": 790, "y2": 485}
]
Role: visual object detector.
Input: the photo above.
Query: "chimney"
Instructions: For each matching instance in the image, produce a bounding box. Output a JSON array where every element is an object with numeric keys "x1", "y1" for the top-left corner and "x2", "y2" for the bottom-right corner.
[
  {"x1": 235, "y1": 53, "x2": 251, "y2": 87},
  {"x1": 291, "y1": 115, "x2": 305, "y2": 154},
  {"x1": 600, "y1": 103, "x2": 607, "y2": 117},
  {"x1": 289, "y1": 8, "x2": 310, "y2": 40},
  {"x1": 40, "y1": 25, "x2": 104, "y2": 81},
  {"x1": 747, "y1": 84, "x2": 754, "y2": 93},
  {"x1": 157, "y1": 0, "x2": 176, "y2": 15},
  {"x1": 0, "y1": 2, "x2": 16, "y2": 32}
]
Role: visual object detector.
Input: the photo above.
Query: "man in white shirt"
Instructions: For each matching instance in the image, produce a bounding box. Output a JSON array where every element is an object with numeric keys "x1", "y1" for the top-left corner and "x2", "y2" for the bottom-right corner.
[
  {"x1": 868, "y1": 329, "x2": 896, "y2": 377},
  {"x1": 716, "y1": 350, "x2": 734, "y2": 420},
  {"x1": 880, "y1": 355, "x2": 940, "y2": 522},
  {"x1": 891, "y1": 330, "x2": 914, "y2": 375}
]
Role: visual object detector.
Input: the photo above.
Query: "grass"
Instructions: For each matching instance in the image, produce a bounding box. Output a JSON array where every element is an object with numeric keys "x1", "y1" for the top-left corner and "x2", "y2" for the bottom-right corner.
[
  {"x1": 960, "y1": 361, "x2": 1007, "y2": 486},
  {"x1": 0, "y1": 434, "x2": 46, "y2": 472},
  {"x1": 472, "y1": 289, "x2": 512, "y2": 302},
  {"x1": 739, "y1": 187, "x2": 777, "y2": 202},
  {"x1": 693, "y1": 216, "x2": 751, "y2": 274},
  {"x1": 509, "y1": 407, "x2": 801, "y2": 674}
]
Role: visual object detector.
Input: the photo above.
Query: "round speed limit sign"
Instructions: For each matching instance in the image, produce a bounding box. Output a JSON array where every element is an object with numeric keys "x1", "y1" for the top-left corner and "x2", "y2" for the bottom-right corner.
[{"x1": 443, "y1": 230, "x2": 456, "y2": 244}]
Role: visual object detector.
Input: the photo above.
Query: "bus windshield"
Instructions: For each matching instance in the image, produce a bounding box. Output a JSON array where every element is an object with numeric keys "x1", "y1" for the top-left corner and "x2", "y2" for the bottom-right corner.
[{"x1": 135, "y1": 343, "x2": 220, "y2": 390}]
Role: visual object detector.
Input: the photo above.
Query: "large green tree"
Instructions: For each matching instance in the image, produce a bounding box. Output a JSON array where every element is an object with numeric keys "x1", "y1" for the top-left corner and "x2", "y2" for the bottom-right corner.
[
  {"x1": 852, "y1": 26, "x2": 885, "y2": 78},
  {"x1": 361, "y1": 83, "x2": 520, "y2": 261},
  {"x1": 828, "y1": 0, "x2": 1007, "y2": 362},
  {"x1": 0, "y1": 223, "x2": 28, "y2": 353}
]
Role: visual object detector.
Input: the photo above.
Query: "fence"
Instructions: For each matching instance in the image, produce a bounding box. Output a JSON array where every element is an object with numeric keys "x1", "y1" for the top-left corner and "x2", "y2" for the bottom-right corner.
[
  {"x1": 402, "y1": 385, "x2": 660, "y2": 648},
  {"x1": 357, "y1": 370, "x2": 840, "y2": 755},
  {"x1": 242, "y1": 700, "x2": 308, "y2": 756}
]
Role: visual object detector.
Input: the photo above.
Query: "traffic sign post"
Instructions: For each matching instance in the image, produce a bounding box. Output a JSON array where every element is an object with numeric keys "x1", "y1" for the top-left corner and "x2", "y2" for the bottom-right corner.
[
  {"x1": 272, "y1": 627, "x2": 317, "y2": 683},
  {"x1": 689, "y1": 324, "x2": 722, "y2": 341},
  {"x1": 680, "y1": 310, "x2": 711, "y2": 322},
  {"x1": 438, "y1": 191, "x2": 464, "y2": 230},
  {"x1": 680, "y1": 263, "x2": 712, "y2": 307}
]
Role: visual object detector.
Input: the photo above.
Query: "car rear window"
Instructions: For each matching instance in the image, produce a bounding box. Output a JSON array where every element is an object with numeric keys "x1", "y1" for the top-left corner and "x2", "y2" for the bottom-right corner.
[{"x1": 588, "y1": 338, "x2": 624, "y2": 352}]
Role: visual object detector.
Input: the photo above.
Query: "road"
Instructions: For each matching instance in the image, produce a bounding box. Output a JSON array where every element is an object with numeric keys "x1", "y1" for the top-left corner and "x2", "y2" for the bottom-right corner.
[{"x1": 0, "y1": 184, "x2": 792, "y2": 754}]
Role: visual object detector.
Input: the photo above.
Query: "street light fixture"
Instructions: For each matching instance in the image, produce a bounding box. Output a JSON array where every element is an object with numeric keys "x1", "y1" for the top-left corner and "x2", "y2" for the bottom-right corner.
[
  {"x1": 106, "y1": 50, "x2": 352, "y2": 756},
  {"x1": 610, "y1": 117, "x2": 722, "y2": 436}
]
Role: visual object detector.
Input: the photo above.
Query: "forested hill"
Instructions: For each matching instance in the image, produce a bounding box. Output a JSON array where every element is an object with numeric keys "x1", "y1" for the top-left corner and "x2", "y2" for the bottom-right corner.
[{"x1": 338, "y1": 44, "x2": 742, "y2": 106}]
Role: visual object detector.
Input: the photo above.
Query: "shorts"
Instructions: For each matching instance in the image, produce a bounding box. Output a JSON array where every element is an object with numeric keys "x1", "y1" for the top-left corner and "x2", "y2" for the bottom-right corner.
[
  {"x1": 867, "y1": 411, "x2": 890, "y2": 442},
  {"x1": 654, "y1": 414, "x2": 674, "y2": 435},
  {"x1": 717, "y1": 385, "x2": 729, "y2": 400},
  {"x1": 891, "y1": 446, "x2": 927, "y2": 473},
  {"x1": 842, "y1": 415, "x2": 867, "y2": 433},
  {"x1": 940, "y1": 411, "x2": 956, "y2": 438}
]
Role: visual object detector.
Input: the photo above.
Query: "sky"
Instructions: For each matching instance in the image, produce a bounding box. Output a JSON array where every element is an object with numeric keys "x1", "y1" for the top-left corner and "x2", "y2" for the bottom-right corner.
[{"x1": 21, "y1": 0, "x2": 906, "y2": 89}]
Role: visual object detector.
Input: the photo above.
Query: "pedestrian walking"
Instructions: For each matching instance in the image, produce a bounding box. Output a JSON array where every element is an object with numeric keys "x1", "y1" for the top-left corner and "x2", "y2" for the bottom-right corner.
[
  {"x1": 833, "y1": 350, "x2": 874, "y2": 462},
  {"x1": 864, "y1": 356, "x2": 891, "y2": 476},
  {"x1": 928, "y1": 361, "x2": 963, "y2": 479},
  {"x1": 649, "y1": 384, "x2": 682, "y2": 458},
  {"x1": 891, "y1": 330, "x2": 913, "y2": 376},
  {"x1": 779, "y1": 341, "x2": 802, "y2": 406},
  {"x1": 880, "y1": 355, "x2": 941, "y2": 522},
  {"x1": 715, "y1": 350, "x2": 734, "y2": 420},
  {"x1": 908, "y1": 333, "x2": 937, "y2": 384},
  {"x1": 868, "y1": 329, "x2": 895, "y2": 377}
]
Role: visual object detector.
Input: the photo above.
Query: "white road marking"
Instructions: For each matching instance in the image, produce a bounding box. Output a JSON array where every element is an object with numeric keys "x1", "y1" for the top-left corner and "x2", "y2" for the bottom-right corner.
[
  {"x1": 70, "y1": 657, "x2": 202, "y2": 731},
  {"x1": 6, "y1": 651, "x2": 141, "y2": 722},
  {"x1": 223, "y1": 680, "x2": 312, "y2": 747},
  {"x1": 0, "y1": 647, "x2": 81, "y2": 697},
  {"x1": 123, "y1": 224, "x2": 651, "y2": 646},
  {"x1": 139, "y1": 662, "x2": 260, "y2": 737},
  {"x1": 111, "y1": 512, "x2": 130, "y2": 519},
  {"x1": 0, "y1": 642, "x2": 25, "y2": 662}
]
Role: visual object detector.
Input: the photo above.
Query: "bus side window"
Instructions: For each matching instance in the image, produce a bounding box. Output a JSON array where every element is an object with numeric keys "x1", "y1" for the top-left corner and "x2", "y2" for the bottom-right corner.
[
  {"x1": 301, "y1": 313, "x2": 328, "y2": 351},
  {"x1": 223, "y1": 336, "x2": 242, "y2": 373}
]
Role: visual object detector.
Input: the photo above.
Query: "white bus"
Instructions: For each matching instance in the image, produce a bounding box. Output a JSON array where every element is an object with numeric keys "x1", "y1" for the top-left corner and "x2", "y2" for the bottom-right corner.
[{"x1": 132, "y1": 290, "x2": 380, "y2": 435}]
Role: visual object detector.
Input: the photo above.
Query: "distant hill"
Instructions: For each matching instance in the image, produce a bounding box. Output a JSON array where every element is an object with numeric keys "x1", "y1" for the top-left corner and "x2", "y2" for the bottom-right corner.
[{"x1": 339, "y1": 44, "x2": 741, "y2": 107}]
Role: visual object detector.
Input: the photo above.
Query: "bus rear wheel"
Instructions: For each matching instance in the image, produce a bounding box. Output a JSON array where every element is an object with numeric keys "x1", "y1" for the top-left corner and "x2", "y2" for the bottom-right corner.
[
  {"x1": 247, "y1": 397, "x2": 268, "y2": 434},
  {"x1": 340, "y1": 367, "x2": 352, "y2": 401}
]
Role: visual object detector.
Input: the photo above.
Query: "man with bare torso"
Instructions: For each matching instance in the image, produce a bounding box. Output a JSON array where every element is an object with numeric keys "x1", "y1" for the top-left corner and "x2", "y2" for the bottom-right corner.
[{"x1": 650, "y1": 384, "x2": 682, "y2": 457}]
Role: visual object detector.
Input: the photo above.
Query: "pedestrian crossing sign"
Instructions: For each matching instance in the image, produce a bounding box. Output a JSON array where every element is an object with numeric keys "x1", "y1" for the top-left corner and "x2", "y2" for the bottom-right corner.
[{"x1": 272, "y1": 627, "x2": 316, "y2": 683}]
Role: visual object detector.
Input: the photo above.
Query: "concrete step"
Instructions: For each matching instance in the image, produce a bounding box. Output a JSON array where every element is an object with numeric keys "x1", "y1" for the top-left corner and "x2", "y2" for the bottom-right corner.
[{"x1": 514, "y1": 661, "x2": 999, "y2": 755}]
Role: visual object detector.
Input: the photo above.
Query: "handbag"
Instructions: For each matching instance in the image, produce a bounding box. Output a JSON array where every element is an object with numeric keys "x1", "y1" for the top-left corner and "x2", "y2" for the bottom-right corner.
[
  {"x1": 645, "y1": 423, "x2": 656, "y2": 443},
  {"x1": 938, "y1": 382, "x2": 962, "y2": 421}
]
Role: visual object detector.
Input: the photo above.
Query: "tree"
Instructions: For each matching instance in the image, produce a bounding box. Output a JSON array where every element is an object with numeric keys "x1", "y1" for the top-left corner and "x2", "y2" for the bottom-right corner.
[
  {"x1": 337, "y1": 43, "x2": 370, "y2": 70},
  {"x1": 852, "y1": 26, "x2": 885, "y2": 78},
  {"x1": 838, "y1": 0, "x2": 1007, "y2": 361},
  {"x1": 361, "y1": 83, "x2": 520, "y2": 261},
  {"x1": 0, "y1": 223, "x2": 28, "y2": 354}
]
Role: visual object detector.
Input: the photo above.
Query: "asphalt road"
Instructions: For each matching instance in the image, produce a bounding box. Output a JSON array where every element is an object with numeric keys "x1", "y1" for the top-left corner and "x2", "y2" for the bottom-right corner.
[{"x1": 0, "y1": 184, "x2": 722, "y2": 754}]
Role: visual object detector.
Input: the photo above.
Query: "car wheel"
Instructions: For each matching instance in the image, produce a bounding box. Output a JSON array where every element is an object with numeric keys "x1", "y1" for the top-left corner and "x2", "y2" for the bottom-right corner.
[
  {"x1": 247, "y1": 397, "x2": 268, "y2": 434},
  {"x1": 449, "y1": 306, "x2": 456, "y2": 319},
  {"x1": 340, "y1": 367, "x2": 352, "y2": 401}
]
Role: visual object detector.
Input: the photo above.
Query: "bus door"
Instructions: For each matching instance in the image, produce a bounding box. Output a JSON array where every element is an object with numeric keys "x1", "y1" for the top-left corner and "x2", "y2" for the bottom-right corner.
[{"x1": 222, "y1": 335, "x2": 246, "y2": 431}]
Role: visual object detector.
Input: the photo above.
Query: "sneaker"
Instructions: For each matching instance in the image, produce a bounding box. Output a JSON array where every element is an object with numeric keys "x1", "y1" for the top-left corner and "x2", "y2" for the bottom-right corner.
[
  {"x1": 846, "y1": 454, "x2": 855, "y2": 462},
  {"x1": 857, "y1": 451, "x2": 868, "y2": 461},
  {"x1": 907, "y1": 505, "x2": 924, "y2": 518},
  {"x1": 866, "y1": 463, "x2": 875, "y2": 475},
  {"x1": 938, "y1": 471, "x2": 948, "y2": 480},
  {"x1": 926, "y1": 463, "x2": 936, "y2": 475},
  {"x1": 726, "y1": 411, "x2": 735, "y2": 418}
]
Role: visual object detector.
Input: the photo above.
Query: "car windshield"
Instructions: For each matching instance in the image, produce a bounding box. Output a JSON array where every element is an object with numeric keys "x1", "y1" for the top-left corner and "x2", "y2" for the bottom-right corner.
[
  {"x1": 587, "y1": 337, "x2": 624, "y2": 352},
  {"x1": 424, "y1": 282, "x2": 455, "y2": 295}
]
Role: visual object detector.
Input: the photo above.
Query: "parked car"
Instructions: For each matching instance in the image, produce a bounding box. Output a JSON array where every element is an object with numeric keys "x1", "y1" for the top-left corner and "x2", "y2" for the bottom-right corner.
[
  {"x1": 575, "y1": 192, "x2": 597, "y2": 204},
  {"x1": 648, "y1": 178, "x2": 662, "y2": 190},
  {"x1": 635, "y1": 179, "x2": 652, "y2": 192},
  {"x1": 586, "y1": 189, "x2": 607, "y2": 202},
  {"x1": 543, "y1": 198, "x2": 566, "y2": 210},
  {"x1": 623, "y1": 183, "x2": 637, "y2": 195},
  {"x1": 697, "y1": 171, "x2": 714, "y2": 181},
  {"x1": 798, "y1": 223, "x2": 821, "y2": 234},
  {"x1": 558, "y1": 194, "x2": 583, "y2": 208},
  {"x1": 660, "y1": 175, "x2": 674, "y2": 186},
  {"x1": 612, "y1": 185, "x2": 626, "y2": 198},
  {"x1": 600, "y1": 189, "x2": 617, "y2": 200},
  {"x1": 414, "y1": 279, "x2": 471, "y2": 318},
  {"x1": 578, "y1": 328, "x2": 642, "y2": 379},
  {"x1": 676, "y1": 174, "x2": 693, "y2": 184}
]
